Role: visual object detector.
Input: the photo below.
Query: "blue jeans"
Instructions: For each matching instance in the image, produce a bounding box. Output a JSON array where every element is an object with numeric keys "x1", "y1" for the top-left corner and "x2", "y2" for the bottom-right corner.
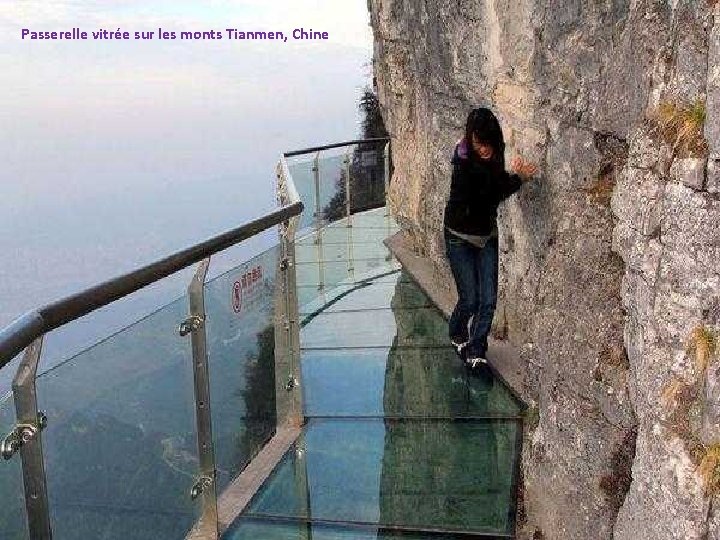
[{"x1": 444, "y1": 228, "x2": 498, "y2": 358}]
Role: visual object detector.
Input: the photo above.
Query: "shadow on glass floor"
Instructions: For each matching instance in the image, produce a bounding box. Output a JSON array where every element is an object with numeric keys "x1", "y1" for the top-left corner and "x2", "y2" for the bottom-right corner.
[{"x1": 225, "y1": 208, "x2": 523, "y2": 539}]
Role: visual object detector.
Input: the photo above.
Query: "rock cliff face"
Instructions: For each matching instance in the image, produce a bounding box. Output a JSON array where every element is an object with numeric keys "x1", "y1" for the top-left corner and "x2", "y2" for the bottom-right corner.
[{"x1": 368, "y1": 1, "x2": 720, "y2": 538}]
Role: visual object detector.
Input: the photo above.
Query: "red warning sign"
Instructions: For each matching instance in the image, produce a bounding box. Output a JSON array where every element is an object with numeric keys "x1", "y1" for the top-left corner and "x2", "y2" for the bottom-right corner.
[{"x1": 231, "y1": 264, "x2": 264, "y2": 314}]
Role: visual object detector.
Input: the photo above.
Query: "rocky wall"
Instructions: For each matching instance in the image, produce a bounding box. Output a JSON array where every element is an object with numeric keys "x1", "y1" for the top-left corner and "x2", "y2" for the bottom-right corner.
[{"x1": 368, "y1": 1, "x2": 720, "y2": 538}]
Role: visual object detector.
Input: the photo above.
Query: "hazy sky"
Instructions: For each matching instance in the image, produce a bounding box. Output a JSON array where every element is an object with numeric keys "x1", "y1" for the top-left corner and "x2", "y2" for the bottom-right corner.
[
  {"x1": 1, "y1": 0, "x2": 373, "y2": 206},
  {"x1": 0, "y1": 1, "x2": 374, "y2": 360}
]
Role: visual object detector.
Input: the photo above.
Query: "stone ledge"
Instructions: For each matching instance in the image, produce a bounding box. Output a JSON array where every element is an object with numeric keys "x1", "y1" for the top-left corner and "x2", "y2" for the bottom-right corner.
[{"x1": 385, "y1": 230, "x2": 531, "y2": 406}]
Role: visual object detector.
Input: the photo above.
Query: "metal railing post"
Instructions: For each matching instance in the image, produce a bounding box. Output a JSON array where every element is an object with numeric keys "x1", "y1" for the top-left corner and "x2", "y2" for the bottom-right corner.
[
  {"x1": 344, "y1": 149, "x2": 356, "y2": 278},
  {"x1": 184, "y1": 258, "x2": 218, "y2": 539},
  {"x1": 312, "y1": 152, "x2": 326, "y2": 292},
  {"x1": 384, "y1": 141, "x2": 391, "y2": 217},
  {"x1": 285, "y1": 215, "x2": 303, "y2": 427},
  {"x1": 275, "y1": 162, "x2": 304, "y2": 428},
  {"x1": 294, "y1": 441, "x2": 311, "y2": 540},
  {"x1": 384, "y1": 141, "x2": 393, "y2": 260},
  {"x1": 312, "y1": 152, "x2": 321, "y2": 228},
  {"x1": 344, "y1": 149, "x2": 352, "y2": 227},
  {"x1": 8, "y1": 338, "x2": 52, "y2": 539}
]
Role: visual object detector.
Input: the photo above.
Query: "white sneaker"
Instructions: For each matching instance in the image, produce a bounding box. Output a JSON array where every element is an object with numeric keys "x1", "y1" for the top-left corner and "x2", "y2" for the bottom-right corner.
[{"x1": 466, "y1": 356, "x2": 488, "y2": 369}]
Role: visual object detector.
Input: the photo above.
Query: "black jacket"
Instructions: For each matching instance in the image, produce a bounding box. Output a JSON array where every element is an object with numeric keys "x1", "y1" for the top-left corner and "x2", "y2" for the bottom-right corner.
[{"x1": 443, "y1": 141, "x2": 523, "y2": 236}]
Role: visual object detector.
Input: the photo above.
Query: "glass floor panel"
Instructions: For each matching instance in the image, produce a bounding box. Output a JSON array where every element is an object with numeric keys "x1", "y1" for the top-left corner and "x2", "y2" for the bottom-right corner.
[
  {"x1": 300, "y1": 306, "x2": 449, "y2": 349},
  {"x1": 294, "y1": 237, "x2": 394, "y2": 264},
  {"x1": 297, "y1": 274, "x2": 412, "y2": 309},
  {"x1": 295, "y1": 257, "x2": 400, "y2": 287},
  {"x1": 225, "y1": 207, "x2": 522, "y2": 540},
  {"x1": 296, "y1": 226, "x2": 399, "y2": 253},
  {"x1": 294, "y1": 207, "x2": 400, "y2": 308},
  {"x1": 226, "y1": 517, "x2": 500, "y2": 539},
  {"x1": 300, "y1": 278, "x2": 434, "y2": 315},
  {"x1": 295, "y1": 205, "x2": 393, "y2": 225},
  {"x1": 296, "y1": 263, "x2": 403, "y2": 308},
  {"x1": 231, "y1": 418, "x2": 520, "y2": 536},
  {"x1": 316, "y1": 207, "x2": 398, "y2": 229},
  {"x1": 302, "y1": 347, "x2": 523, "y2": 418},
  {"x1": 298, "y1": 268, "x2": 408, "y2": 290}
]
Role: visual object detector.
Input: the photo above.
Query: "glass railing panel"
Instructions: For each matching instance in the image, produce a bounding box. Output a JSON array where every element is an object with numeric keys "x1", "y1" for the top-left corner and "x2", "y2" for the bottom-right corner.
[
  {"x1": 0, "y1": 355, "x2": 24, "y2": 400},
  {"x1": 286, "y1": 159, "x2": 317, "y2": 232},
  {"x1": 36, "y1": 294, "x2": 201, "y2": 540},
  {"x1": 346, "y1": 144, "x2": 388, "y2": 213},
  {"x1": 204, "y1": 245, "x2": 280, "y2": 493},
  {"x1": 0, "y1": 392, "x2": 30, "y2": 540},
  {"x1": 287, "y1": 153, "x2": 346, "y2": 235},
  {"x1": 302, "y1": 347, "x2": 523, "y2": 418},
  {"x1": 314, "y1": 153, "x2": 347, "y2": 225},
  {"x1": 242, "y1": 418, "x2": 520, "y2": 535},
  {"x1": 287, "y1": 142, "x2": 389, "y2": 235}
]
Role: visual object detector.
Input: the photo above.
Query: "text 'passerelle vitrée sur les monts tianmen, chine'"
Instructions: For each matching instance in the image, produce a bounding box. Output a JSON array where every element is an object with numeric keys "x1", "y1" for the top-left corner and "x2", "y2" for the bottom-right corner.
[{"x1": 21, "y1": 27, "x2": 329, "y2": 42}]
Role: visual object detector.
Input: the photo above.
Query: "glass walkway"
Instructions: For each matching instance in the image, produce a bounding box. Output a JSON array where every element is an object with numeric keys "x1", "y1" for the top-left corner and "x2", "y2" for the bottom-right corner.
[
  {"x1": 224, "y1": 208, "x2": 524, "y2": 539},
  {"x1": 0, "y1": 139, "x2": 523, "y2": 540}
]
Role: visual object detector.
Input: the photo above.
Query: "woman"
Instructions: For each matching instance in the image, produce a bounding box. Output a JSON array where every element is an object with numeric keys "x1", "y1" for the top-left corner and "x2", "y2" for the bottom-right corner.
[{"x1": 443, "y1": 107, "x2": 537, "y2": 372}]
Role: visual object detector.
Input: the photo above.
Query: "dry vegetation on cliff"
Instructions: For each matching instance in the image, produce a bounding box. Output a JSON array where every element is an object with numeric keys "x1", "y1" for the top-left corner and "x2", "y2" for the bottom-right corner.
[
  {"x1": 689, "y1": 326, "x2": 717, "y2": 373},
  {"x1": 699, "y1": 444, "x2": 720, "y2": 495},
  {"x1": 660, "y1": 327, "x2": 720, "y2": 493},
  {"x1": 648, "y1": 99, "x2": 708, "y2": 158}
]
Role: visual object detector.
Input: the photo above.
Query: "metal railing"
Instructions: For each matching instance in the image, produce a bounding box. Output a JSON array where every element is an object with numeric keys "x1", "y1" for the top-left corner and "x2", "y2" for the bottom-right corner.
[{"x1": 0, "y1": 137, "x2": 391, "y2": 539}]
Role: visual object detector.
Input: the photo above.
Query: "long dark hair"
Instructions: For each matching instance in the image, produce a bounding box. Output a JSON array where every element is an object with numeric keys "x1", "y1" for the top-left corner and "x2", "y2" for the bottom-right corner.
[{"x1": 464, "y1": 107, "x2": 506, "y2": 168}]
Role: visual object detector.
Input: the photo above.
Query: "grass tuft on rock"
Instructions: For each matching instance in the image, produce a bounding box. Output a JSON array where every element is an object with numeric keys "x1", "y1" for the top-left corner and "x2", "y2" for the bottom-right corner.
[
  {"x1": 688, "y1": 326, "x2": 717, "y2": 374},
  {"x1": 699, "y1": 444, "x2": 720, "y2": 495},
  {"x1": 648, "y1": 98, "x2": 708, "y2": 158}
]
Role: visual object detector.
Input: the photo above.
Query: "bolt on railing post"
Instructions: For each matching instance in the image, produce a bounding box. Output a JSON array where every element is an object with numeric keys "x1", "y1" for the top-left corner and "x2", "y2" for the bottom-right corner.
[
  {"x1": 10, "y1": 337, "x2": 52, "y2": 540},
  {"x1": 185, "y1": 257, "x2": 218, "y2": 539}
]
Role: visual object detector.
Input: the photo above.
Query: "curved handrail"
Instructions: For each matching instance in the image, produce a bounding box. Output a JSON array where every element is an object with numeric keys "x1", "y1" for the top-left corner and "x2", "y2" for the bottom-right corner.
[
  {"x1": 0, "y1": 136, "x2": 390, "y2": 368},
  {"x1": 0, "y1": 137, "x2": 392, "y2": 540},
  {"x1": 0, "y1": 201, "x2": 303, "y2": 369},
  {"x1": 283, "y1": 137, "x2": 389, "y2": 158}
]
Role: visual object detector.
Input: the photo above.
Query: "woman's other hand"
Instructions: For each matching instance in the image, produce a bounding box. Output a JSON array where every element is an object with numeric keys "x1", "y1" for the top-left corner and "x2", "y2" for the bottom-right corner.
[{"x1": 510, "y1": 156, "x2": 538, "y2": 181}]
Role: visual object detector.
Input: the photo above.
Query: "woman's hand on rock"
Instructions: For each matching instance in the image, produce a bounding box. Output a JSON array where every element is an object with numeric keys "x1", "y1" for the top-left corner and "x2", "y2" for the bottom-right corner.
[{"x1": 510, "y1": 156, "x2": 539, "y2": 181}]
